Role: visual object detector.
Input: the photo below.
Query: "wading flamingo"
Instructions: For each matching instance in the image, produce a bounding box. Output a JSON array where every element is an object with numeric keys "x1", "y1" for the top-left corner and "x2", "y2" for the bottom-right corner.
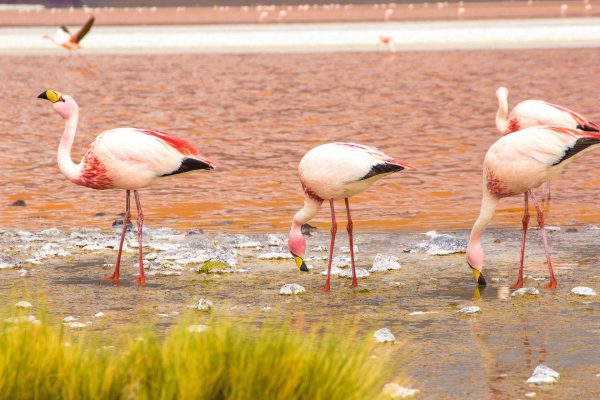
[
  {"x1": 288, "y1": 143, "x2": 412, "y2": 291},
  {"x1": 467, "y1": 125, "x2": 600, "y2": 290},
  {"x1": 43, "y1": 16, "x2": 95, "y2": 55},
  {"x1": 38, "y1": 89, "x2": 216, "y2": 286},
  {"x1": 495, "y1": 86, "x2": 600, "y2": 203}
]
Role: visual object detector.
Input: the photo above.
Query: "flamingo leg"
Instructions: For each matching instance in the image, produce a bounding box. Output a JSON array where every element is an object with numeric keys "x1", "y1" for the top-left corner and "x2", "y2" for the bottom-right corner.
[
  {"x1": 133, "y1": 190, "x2": 146, "y2": 286},
  {"x1": 344, "y1": 198, "x2": 358, "y2": 288},
  {"x1": 103, "y1": 190, "x2": 130, "y2": 283},
  {"x1": 529, "y1": 190, "x2": 557, "y2": 289},
  {"x1": 511, "y1": 192, "x2": 530, "y2": 289},
  {"x1": 322, "y1": 199, "x2": 337, "y2": 292},
  {"x1": 540, "y1": 182, "x2": 551, "y2": 209}
]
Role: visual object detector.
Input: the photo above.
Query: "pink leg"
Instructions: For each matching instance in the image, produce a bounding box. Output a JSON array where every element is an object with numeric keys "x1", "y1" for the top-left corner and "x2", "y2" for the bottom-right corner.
[
  {"x1": 133, "y1": 191, "x2": 146, "y2": 286},
  {"x1": 322, "y1": 199, "x2": 337, "y2": 292},
  {"x1": 345, "y1": 198, "x2": 358, "y2": 288},
  {"x1": 511, "y1": 192, "x2": 530, "y2": 289},
  {"x1": 529, "y1": 190, "x2": 557, "y2": 289},
  {"x1": 103, "y1": 190, "x2": 130, "y2": 283}
]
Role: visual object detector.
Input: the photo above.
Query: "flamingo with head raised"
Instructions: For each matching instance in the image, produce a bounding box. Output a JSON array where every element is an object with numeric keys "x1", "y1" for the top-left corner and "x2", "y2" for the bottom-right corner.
[
  {"x1": 38, "y1": 89, "x2": 216, "y2": 286},
  {"x1": 43, "y1": 16, "x2": 95, "y2": 55},
  {"x1": 288, "y1": 143, "x2": 412, "y2": 291},
  {"x1": 467, "y1": 125, "x2": 600, "y2": 290}
]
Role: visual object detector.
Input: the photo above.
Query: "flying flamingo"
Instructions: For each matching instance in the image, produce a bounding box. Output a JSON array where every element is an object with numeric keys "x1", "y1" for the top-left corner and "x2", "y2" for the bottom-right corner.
[
  {"x1": 495, "y1": 86, "x2": 600, "y2": 203},
  {"x1": 288, "y1": 143, "x2": 412, "y2": 291},
  {"x1": 467, "y1": 125, "x2": 600, "y2": 290},
  {"x1": 38, "y1": 89, "x2": 216, "y2": 286},
  {"x1": 43, "y1": 16, "x2": 95, "y2": 55},
  {"x1": 378, "y1": 35, "x2": 396, "y2": 53}
]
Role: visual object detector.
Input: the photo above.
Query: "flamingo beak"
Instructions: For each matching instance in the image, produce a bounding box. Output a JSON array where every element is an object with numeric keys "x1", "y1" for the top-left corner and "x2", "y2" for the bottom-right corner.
[
  {"x1": 471, "y1": 267, "x2": 487, "y2": 286},
  {"x1": 38, "y1": 90, "x2": 64, "y2": 103},
  {"x1": 294, "y1": 256, "x2": 309, "y2": 272}
]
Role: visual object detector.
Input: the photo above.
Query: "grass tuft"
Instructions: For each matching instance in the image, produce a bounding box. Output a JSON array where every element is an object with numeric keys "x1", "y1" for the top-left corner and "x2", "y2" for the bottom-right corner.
[{"x1": 0, "y1": 317, "x2": 396, "y2": 400}]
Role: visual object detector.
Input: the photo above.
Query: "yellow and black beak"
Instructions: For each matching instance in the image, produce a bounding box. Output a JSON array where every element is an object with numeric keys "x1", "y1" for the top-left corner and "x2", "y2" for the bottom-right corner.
[
  {"x1": 471, "y1": 267, "x2": 487, "y2": 286},
  {"x1": 293, "y1": 255, "x2": 309, "y2": 272},
  {"x1": 38, "y1": 90, "x2": 64, "y2": 103}
]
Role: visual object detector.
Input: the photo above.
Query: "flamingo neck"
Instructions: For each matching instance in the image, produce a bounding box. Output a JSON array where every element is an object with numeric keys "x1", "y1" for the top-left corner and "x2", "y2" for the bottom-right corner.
[
  {"x1": 495, "y1": 90, "x2": 509, "y2": 134},
  {"x1": 288, "y1": 198, "x2": 322, "y2": 257},
  {"x1": 466, "y1": 192, "x2": 498, "y2": 272},
  {"x1": 57, "y1": 112, "x2": 82, "y2": 182}
]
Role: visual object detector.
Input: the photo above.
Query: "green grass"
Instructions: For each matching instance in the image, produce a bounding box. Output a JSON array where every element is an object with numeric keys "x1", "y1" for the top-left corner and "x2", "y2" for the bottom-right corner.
[{"x1": 0, "y1": 317, "x2": 398, "y2": 400}]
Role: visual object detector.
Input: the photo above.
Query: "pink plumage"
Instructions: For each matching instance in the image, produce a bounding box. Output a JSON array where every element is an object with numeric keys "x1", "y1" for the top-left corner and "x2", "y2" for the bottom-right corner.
[{"x1": 39, "y1": 90, "x2": 216, "y2": 286}]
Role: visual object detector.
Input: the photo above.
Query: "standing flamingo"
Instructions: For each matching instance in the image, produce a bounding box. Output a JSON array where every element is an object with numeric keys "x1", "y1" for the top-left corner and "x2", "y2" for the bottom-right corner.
[
  {"x1": 38, "y1": 89, "x2": 216, "y2": 286},
  {"x1": 467, "y1": 125, "x2": 600, "y2": 290},
  {"x1": 288, "y1": 143, "x2": 412, "y2": 291},
  {"x1": 495, "y1": 87, "x2": 600, "y2": 135},
  {"x1": 495, "y1": 86, "x2": 600, "y2": 203},
  {"x1": 42, "y1": 16, "x2": 95, "y2": 55}
]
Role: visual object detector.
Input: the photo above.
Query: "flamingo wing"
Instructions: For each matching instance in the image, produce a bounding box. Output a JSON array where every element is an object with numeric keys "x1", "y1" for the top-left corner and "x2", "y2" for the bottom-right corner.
[
  {"x1": 545, "y1": 126, "x2": 600, "y2": 166},
  {"x1": 546, "y1": 101, "x2": 600, "y2": 132},
  {"x1": 71, "y1": 16, "x2": 95, "y2": 43},
  {"x1": 336, "y1": 143, "x2": 413, "y2": 180}
]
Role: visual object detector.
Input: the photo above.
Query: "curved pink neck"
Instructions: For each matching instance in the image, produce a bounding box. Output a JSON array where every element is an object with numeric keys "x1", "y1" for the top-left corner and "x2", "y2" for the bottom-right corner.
[
  {"x1": 57, "y1": 112, "x2": 82, "y2": 182},
  {"x1": 288, "y1": 198, "x2": 322, "y2": 257},
  {"x1": 495, "y1": 89, "x2": 509, "y2": 134},
  {"x1": 466, "y1": 192, "x2": 498, "y2": 271}
]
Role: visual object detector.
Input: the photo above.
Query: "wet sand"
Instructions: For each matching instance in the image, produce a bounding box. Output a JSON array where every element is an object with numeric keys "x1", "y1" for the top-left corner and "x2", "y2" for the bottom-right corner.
[
  {"x1": 2, "y1": 49, "x2": 600, "y2": 232},
  {"x1": 1, "y1": 1, "x2": 599, "y2": 26},
  {"x1": 1, "y1": 226, "x2": 598, "y2": 399}
]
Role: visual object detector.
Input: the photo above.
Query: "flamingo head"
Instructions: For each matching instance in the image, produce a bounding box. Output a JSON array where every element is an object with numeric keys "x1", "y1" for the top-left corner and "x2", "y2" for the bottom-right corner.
[
  {"x1": 466, "y1": 240, "x2": 487, "y2": 286},
  {"x1": 288, "y1": 227, "x2": 308, "y2": 272},
  {"x1": 495, "y1": 86, "x2": 508, "y2": 101},
  {"x1": 38, "y1": 90, "x2": 78, "y2": 119}
]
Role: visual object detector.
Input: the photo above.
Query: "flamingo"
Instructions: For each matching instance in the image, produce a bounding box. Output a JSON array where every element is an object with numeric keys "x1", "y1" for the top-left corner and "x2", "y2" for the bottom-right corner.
[
  {"x1": 495, "y1": 87, "x2": 600, "y2": 204},
  {"x1": 467, "y1": 125, "x2": 600, "y2": 290},
  {"x1": 38, "y1": 89, "x2": 216, "y2": 286},
  {"x1": 378, "y1": 35, "x2": 396, "y2": 53},
  {"x1": 42, "y1": 16, "x2": 95, "y2": 55},
  {"x1": 287, "y1": 143, "x2": 412, "y2": 291},
  {"x1": 495, "y1": 87, "x2": 600, "y2": 135}
]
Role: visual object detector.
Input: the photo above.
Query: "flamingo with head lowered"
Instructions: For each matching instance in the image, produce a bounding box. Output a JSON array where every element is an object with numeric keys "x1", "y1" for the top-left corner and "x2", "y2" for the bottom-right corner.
[
  {"x1": 495, "y1": 86, "x2": 600, "y2": 203},
  {"x1": 38, "y1": 89, "x2": 216, "y2": 286},
  {"x1": 43, "y1": 16, "x2": 95, "y2": 55},
  {"x1": 288, "y1": 143, "x2": 412, "y2": 291},
  {"x1": 467, "y1": 125, "x2": 600, "y2": 290}
]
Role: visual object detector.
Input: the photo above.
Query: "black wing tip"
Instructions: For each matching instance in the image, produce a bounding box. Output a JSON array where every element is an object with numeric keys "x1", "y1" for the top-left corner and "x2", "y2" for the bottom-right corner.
[
  {"x1": 161, "y1": 158, "x2": 213, "y2": 177},
  {"x1": 576, "y1": 124, "x2": 600, "y2": 132},
  {"x1": 360, "y1": 162, "x2": 404, "y2": 180}
]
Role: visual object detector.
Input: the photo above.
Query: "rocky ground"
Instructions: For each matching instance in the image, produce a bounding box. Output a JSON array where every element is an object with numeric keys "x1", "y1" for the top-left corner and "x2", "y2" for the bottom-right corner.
[{"x1": 0, "y1": 224, "x2": 598, "y2": 399}]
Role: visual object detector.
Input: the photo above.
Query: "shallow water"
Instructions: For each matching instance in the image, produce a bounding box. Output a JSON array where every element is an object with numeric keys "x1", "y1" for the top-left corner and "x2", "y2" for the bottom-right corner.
[
  {"x1": 1, "y1": 226, "x2": 598, "y2": 399},
  {"x1": 2, "y1": 49, "x2": 600, "y2": 233}
]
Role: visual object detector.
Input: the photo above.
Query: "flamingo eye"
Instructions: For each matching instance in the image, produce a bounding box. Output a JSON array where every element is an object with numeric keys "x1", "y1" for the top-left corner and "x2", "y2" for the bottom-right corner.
[{"x1": 59, "y1": 96, "x2": 66, "y2": 102}]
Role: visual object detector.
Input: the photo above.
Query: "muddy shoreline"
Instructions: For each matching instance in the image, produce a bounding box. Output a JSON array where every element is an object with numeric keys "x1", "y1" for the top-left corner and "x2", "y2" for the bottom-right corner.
[{"x1": 1, "y1": 225, "x2": 598, "y2": 399}]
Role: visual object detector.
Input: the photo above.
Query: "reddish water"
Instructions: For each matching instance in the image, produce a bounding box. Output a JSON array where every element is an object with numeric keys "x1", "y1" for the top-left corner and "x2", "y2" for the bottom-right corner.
[{"x1": 2, "y1": 49, "x2": 600, "y2": 233}]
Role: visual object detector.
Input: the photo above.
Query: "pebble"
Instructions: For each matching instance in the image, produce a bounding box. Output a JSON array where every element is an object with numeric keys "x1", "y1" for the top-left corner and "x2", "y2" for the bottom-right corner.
[
  {"x1": 340, "y1": 245, "x2": 359, "y2": 253},
  {"x1": 94, "y1": 312, "x2": 105, "y2": 318},
  {"x1": 458, "y1": 306, "x2": 480, "y2": 314},
  {"x1": 258, "y1": 252, "x2": 292, "y2": 260},
  {"x1": 188, "y1": 324, "x2": 209, "y2": 333},
  {"x1": 332, "y1": 255, "x2": 351, "y2": 268},
  {"x1": 413, "y1": 231, "x2": 467, "y2": 255},
  {"x1": 5, "y1": 315, "x2": 40, "y2": 324},
  {"x1": 0, "y1": 254, "x2": 20, "y2": 269},
  {"x1": 525, "y1": 392, "x2": 536, "y2": 398},
  {"x1": 336, "y1": 267, "x2": 370, "y2": 279},
  {"x1": 67, "y1": 322, "x2": 87, "y2": 329},
  {"x1": 63, "y1": 316, "x2": 78, "y2": 323},
  {"x1": 526, "y1": 364, "x2": 560, "y2": 385},
  {"x1": 370, "y1": 254, "x2": 401, "y2": 272},
  {"x1": 511, "y1": 287, "x2": 540, "y2": 297},
  {"x1": 571, "y1": 286, "x2": 596, "y2": 296},
  {"x1": 17, "y1": 269, "x2": 28, "y2": 277},
  {"x1": 279, "y1": 283, "x2": 306, "y2": 295},
  {"x1": 266, "y1": 234, "x2": 285, "y2": 246},
  {"x1": 381, "y1": 383, "x2": 420, "y2": 399},
  {"x1": 14, "y1": 301, "x2": 32, "y2": 308},
  {"x1": 374, "y1": 328, "x2": 395, "y2": 343},
  {"x1": 408, "y1": 311, "x2": 439, "y2": 316},
  {"x1": 233, "y1": 241, "x2": 262, "y2": 249},
  {"x1": 194, "y1": 298, "x2": 213, "y2": 312},
  {"x1": 10, "y1": 200, "x2": 26, "y2": 206}
]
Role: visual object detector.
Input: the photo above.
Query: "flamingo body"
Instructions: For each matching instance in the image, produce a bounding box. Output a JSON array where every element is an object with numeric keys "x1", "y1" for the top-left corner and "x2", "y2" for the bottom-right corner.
[
  {"x1": 496, "y1": 87, "x2": 600, "y2": 135},
  {"x1": 43, "y1": 16, "x2": 95, "y2": 53},
  {"x1": 289, "y1": 143, "x2": 411, "y2": 291},
  {"x1": 39, "y1": 89, "x2": 215, "y2": 286},
  {"x1": 467, "y1": 125, "x2": 600, "y2": 289}
]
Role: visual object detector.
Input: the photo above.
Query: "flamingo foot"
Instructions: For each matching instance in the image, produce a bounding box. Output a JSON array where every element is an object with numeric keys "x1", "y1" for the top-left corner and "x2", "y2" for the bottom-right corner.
[
  {"x1": 102, "y1": 275, "x2": 120, "y2": 284},
  {"x1": 351, "y1": 279, "x2": 358, "y2": 288},
  {"x1": 510, "y1": 279, "x2": 524, "y2": 289},
  {"x1": 320, "y1": 284, "x2": 330, "y2": 292},
  {"x1": 134, "y1": 277, "x2": 146, "y2": 286},
  {"x1": 543, "y1": 279, "x2": 557, "y2": 290}
]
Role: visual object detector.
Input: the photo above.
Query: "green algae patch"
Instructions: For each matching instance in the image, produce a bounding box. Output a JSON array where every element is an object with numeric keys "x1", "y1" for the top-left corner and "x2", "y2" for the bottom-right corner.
[{"x1": 197, "y1": 260, "x2": 229, "y2": 273}]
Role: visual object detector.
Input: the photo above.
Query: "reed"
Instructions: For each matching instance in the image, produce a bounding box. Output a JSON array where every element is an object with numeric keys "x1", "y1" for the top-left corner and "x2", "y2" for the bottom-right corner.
[{"x1": 0, "y1": 317, "x2": 398, "y2": 400}]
